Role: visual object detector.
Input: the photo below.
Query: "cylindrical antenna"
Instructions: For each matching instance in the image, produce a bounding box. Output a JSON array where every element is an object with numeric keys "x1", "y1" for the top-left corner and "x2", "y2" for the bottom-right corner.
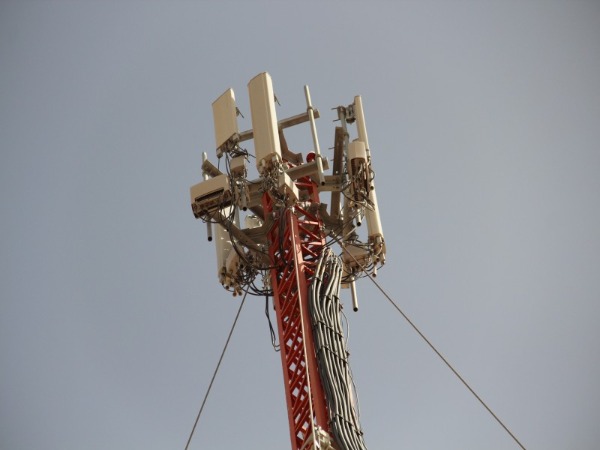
[
  {"x1": 202, "y1": 152, "x2": 213, "y2": 241},
  {"x1": 350, "y1": 279, "x2": 359, "y2": 312},
  {"x1": 353, "y1": 96, "x2": 370, "y2": 159},
  {"x1": 354, "y1": 96, "x2": 385, "y2": 260},
  {"x1": 356, "y1": 208, "x2": 363, "y2": 227},
  {"x1": 240, "y1": 190, "x2": 248, "y2": 211},
  {"x1": 304, "y1": 85, "x2": 325, "y2": 186},
  {"x1": 206, "y1": 223, "x2": 213, "y2": 242}
]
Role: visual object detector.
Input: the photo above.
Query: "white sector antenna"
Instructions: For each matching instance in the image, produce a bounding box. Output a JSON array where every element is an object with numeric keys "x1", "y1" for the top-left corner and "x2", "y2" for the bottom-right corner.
[
  {"x1": 212, "y1": 88, "x2": 239, "y2": 152},
  {"x1": 248, "y1": 72, "x2": 282, "y2": 173},
  {"x1": 214, "y1": 207, "x2": 233, "y2": 286}
]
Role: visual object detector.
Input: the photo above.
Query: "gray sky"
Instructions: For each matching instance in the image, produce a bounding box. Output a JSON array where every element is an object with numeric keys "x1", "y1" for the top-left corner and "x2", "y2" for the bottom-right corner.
[{"x1": 1, "y1": 1, "x2": 599, "y2": 449}]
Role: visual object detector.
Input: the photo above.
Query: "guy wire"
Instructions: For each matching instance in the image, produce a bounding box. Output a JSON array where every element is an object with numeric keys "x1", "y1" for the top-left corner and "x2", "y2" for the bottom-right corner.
[
  {"x1": 343, "y1": 248, "x2": 527, "y2": 450},
  {"x1": 184, "y1": 288, "x2": 248, "y2": 450}
]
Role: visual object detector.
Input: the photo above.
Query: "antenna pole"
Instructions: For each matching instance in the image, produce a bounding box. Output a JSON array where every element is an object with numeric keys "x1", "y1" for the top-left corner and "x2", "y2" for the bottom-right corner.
[{"x1": 304, "y1": 85, "x2": 325, "y2": 186}]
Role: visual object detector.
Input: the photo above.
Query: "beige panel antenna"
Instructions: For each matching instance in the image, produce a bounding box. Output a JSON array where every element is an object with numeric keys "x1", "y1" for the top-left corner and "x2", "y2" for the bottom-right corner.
[
  {"x1": 212, "y1": 88, "x2": 239, "y2": 152},
  {"x1": 248, "y1": 72, "x2": 281, "y2": 173}
]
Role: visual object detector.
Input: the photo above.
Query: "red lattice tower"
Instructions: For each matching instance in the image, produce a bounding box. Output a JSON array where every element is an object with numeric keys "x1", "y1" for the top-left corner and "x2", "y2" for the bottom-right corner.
[{"x1": 262, "y1": 176, "x2": 330, "y2": 450}]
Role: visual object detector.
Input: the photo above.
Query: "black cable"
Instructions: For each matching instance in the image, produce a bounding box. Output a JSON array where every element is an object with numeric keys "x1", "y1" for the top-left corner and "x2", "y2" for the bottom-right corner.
[
  {"x1": 184, "y1": 289, "x2": 248, "y2": 450},
  {"x1": 264, "y1": 295, "x2": 280, "y2": 351}
]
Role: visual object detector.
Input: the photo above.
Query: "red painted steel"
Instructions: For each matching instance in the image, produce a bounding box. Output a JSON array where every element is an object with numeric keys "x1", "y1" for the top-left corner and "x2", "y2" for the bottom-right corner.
[{"x1": 263, "y1": 177, "x2": 330, "y2": 450}]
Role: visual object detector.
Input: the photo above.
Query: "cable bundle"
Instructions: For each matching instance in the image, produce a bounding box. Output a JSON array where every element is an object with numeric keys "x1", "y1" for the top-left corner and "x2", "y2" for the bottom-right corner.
[{"x1": 309, "y1": 249, "x2": 368, "y2": 450}]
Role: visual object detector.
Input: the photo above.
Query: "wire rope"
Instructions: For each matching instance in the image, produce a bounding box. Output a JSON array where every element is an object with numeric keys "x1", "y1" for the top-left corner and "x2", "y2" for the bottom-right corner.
[
  {"x1": 184, "y1": 288, "x2": 248, "y2": 450},
  {"x1": 350, "y1": 256, "x2": 527, "y2": 450}
]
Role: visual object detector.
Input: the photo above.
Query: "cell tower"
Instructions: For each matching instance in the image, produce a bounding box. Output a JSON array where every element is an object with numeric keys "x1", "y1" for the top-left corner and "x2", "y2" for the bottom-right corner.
[{"x1": 190, "y1": 72, "x2": 385, "y2": 450}]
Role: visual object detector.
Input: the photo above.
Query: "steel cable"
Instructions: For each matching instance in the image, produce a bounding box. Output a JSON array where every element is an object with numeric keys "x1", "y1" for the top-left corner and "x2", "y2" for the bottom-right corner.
[
  {"x1": 184, "y1": 289, "x2": 248, "y2": 450},
  {"x1": 341, "y1": 244, "x2": 527, "y2": 450}
]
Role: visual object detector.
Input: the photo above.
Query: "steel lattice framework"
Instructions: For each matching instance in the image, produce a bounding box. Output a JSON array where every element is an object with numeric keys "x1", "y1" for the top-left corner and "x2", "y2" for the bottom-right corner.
[{"x1": 263, "y1": 177, "x2": 331, "y2": 450}]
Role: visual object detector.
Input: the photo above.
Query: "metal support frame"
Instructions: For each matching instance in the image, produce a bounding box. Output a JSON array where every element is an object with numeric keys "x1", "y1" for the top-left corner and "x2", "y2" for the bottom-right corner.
[{"x1": 263, "y1": 177, "x2": 331, "y2": 450}]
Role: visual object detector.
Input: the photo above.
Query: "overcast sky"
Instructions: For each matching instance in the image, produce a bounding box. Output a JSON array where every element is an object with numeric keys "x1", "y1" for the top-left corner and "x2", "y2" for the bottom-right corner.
[{"x1": 1, "y1": 1, "x2": 599, "y2": 449}]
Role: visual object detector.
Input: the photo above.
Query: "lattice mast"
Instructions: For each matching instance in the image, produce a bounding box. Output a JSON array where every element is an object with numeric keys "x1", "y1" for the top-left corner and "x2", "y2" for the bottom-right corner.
[{"x1": 190, "y1": 72, "x2": 385, "y2": 450}]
